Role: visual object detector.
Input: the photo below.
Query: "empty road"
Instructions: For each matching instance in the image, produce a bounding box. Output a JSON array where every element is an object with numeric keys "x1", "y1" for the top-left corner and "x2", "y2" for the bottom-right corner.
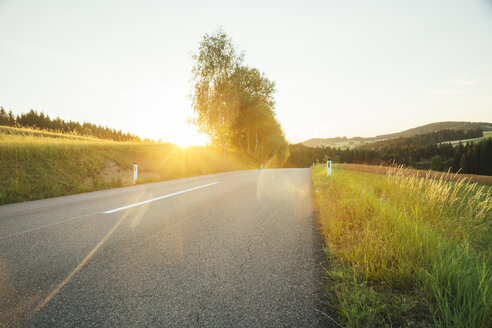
[{"x1": 0, "y1": 169, "x2": 332, "y2": 327}]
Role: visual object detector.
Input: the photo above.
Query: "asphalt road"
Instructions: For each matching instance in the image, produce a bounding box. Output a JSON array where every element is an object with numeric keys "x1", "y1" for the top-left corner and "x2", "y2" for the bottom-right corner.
[{"x1": 0, "y1": 169, "x2": 333, "y2": 327}]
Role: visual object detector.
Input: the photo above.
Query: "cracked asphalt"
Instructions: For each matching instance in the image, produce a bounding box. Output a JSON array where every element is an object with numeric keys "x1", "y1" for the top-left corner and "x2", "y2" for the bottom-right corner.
[{"x1": 0, "y1": 169, "x2": 334, "y2": 327}]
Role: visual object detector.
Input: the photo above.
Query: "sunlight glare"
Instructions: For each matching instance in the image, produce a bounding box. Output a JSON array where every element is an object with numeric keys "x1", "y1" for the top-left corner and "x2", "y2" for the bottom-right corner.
[
  {"x1": 130, "y1": 83, "x2": 209, "y2": 147},
  {"x1": 172, "y1": 130, "x2": 208, "y2": 148}
]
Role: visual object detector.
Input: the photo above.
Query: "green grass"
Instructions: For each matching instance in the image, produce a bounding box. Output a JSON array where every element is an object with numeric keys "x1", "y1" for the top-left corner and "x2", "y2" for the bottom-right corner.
[
  {"x1": 0, "y1": 126, "x2": 258, "y2": 204},
  {"x1": 311, "y1": 165, "x2": 492, "y2": 327}
]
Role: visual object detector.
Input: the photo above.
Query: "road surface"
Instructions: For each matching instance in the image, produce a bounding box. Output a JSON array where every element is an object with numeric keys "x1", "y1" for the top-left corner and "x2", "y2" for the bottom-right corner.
[{"x1": 0, "y1": 169, "x2": 333, "y2": 327}]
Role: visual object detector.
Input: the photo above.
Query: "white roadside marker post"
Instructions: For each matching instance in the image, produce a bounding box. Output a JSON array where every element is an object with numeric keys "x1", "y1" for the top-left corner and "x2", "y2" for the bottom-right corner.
[
  {"x1": 133, "y1": 163, "x2": 138, "y2": 184},
  {"x1": 261, "y1": 164, "x2": 263, "y2": 170},
  {"x1": 327, "y1": 160, "x2": 332, "y2": 176}
]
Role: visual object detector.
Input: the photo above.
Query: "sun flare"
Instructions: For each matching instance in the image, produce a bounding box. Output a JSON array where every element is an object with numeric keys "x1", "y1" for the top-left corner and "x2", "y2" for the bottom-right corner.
[{"x1": 172, "y1": 131, "x2": 208, "y2": 148}]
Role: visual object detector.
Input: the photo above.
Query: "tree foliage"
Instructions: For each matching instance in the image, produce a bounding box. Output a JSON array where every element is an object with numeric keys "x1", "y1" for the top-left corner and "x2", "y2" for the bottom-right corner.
[
  {"x1": 191, "y1": 30, "x2": 243, "y2": 147},
  {"x1": 190, "y1": 29, "x2": 288, "y2": 164}
]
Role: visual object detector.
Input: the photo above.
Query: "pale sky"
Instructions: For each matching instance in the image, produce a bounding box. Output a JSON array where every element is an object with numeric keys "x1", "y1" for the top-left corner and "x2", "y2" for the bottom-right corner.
[{"x1": 1, "y1": 0, "x2": 492, "y2": 146}]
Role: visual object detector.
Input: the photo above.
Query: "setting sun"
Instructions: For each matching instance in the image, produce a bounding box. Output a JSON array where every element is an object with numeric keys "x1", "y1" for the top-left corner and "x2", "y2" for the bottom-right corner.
[{"x1": 172, "y1": 129, "x2": 208, "y2": 148}]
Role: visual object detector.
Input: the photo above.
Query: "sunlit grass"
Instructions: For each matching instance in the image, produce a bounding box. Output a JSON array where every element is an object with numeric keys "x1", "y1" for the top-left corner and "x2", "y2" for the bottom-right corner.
[
  {"x1": 311, "y1": 165, "x2": 492, "y2": 327},
  {"x1": 0, "y1": 127, "x2": 258, "y2": 204},
  {"x1": 0, "y1": 125, "x2": 112, "y2": 144},
  {"x1": 334, "y1": 163, "x2": 492, "y2": 186}
]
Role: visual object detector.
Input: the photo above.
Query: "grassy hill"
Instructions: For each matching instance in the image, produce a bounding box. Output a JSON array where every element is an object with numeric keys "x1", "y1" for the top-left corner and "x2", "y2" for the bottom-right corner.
[
  {"x1": 377, "y1": 121, "x2": 492, "y2": 139},
  {"x1": 0, "y1": 126, "x2": 258, "y2": 205},
  {"x1": 302, "y1": 121, "x2": 492, "y2": 148}
]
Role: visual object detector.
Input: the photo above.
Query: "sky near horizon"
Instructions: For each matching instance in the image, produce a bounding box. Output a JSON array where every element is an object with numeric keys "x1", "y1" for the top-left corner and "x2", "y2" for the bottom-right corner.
[{"x1": 1, "y1": 0, "x2": 492, "y2": 146}]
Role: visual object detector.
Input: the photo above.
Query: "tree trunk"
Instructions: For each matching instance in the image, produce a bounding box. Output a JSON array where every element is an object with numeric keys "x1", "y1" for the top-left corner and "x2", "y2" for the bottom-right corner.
[
  {"x1": 255, "y1": 126, "x2": 258, "y2": 154},
  {"x1": 247, "y1": 131, "x2": 250, "y2": 155}
]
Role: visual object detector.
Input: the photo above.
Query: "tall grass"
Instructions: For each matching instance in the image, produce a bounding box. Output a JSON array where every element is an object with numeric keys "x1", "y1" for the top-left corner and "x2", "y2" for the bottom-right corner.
[
  {"x1": 0, "y1": 127, "x2": 258, "y2": 204},
  {"x1": 335, "y1": 163, "x2": 492, "y2": 186},
  {"x1": 311, "y1": 165, "x2": 491, "y2": 327}
]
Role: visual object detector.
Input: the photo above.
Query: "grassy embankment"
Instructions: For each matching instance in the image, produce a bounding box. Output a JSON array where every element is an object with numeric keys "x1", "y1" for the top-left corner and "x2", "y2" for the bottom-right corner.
[
  {"x1": 0, "y1": 126, "x2": 258, "y2": 205},
  {"x1": 311, "y1": 165, "x2": 491, "y2": 327}
]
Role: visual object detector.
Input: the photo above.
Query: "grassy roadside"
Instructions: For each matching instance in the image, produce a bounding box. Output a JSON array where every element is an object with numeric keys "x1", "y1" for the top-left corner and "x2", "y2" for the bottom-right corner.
[
  {"x1": 311, "y1": 165, "x2": 492, "y2": 327},
  {"x1": 334, "y1": 163, "x2": 492, "y2": 186},
  {"x1": 0, "y1": 127, "x2": 258, "y2": 204}
]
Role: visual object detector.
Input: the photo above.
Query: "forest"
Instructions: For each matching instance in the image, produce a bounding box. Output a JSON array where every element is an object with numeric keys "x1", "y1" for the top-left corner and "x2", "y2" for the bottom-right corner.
[
  {"x1": 289, "y1": 128, "x2": 492, "y2": 176},
  {"x1": 358, "y1": 128, "x2": 482, "y2": 150},
  {"x1": 0, "y1": 107, "x2": 141, "y2": 142}
]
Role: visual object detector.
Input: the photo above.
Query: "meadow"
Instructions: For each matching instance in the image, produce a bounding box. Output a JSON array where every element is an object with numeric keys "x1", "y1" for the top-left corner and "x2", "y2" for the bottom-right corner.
[
  {"x1": 311, "y1": 165, "x2": 491, "y2": 327},
  {"x1": 0, "y1": 126, "x2": 257, "y2": 204}
]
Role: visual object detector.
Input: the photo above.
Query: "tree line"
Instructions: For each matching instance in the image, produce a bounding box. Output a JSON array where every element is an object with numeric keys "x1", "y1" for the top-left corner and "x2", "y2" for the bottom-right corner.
[
  {"x1": 358, "y1": 128, "x2": 482, "y2": 150},
  {"x1": 0, "y1": 107, "x2": 142, "y2": 142},
  {"x1": 288, "y1": 129, "x2": 492, "y2": 176},
  {"x1": 190, "y1": 29, "x2": 289, "y2": 164}
]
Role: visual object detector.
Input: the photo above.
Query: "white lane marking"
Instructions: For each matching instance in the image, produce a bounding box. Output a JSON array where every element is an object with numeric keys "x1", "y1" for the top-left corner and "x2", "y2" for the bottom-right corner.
[{"x1": 103, "y1": 182, "x2": 219, "y2": 214}]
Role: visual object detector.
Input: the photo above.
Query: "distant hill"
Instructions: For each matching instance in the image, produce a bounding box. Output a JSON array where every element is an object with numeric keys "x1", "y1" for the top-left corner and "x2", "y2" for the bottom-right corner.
[
  {"x1": 302, "y1": 121, "x2": 492, "y2": 148},
  {"x1": 375, "y1": 121, "x2": 492, "y2": 139}
]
